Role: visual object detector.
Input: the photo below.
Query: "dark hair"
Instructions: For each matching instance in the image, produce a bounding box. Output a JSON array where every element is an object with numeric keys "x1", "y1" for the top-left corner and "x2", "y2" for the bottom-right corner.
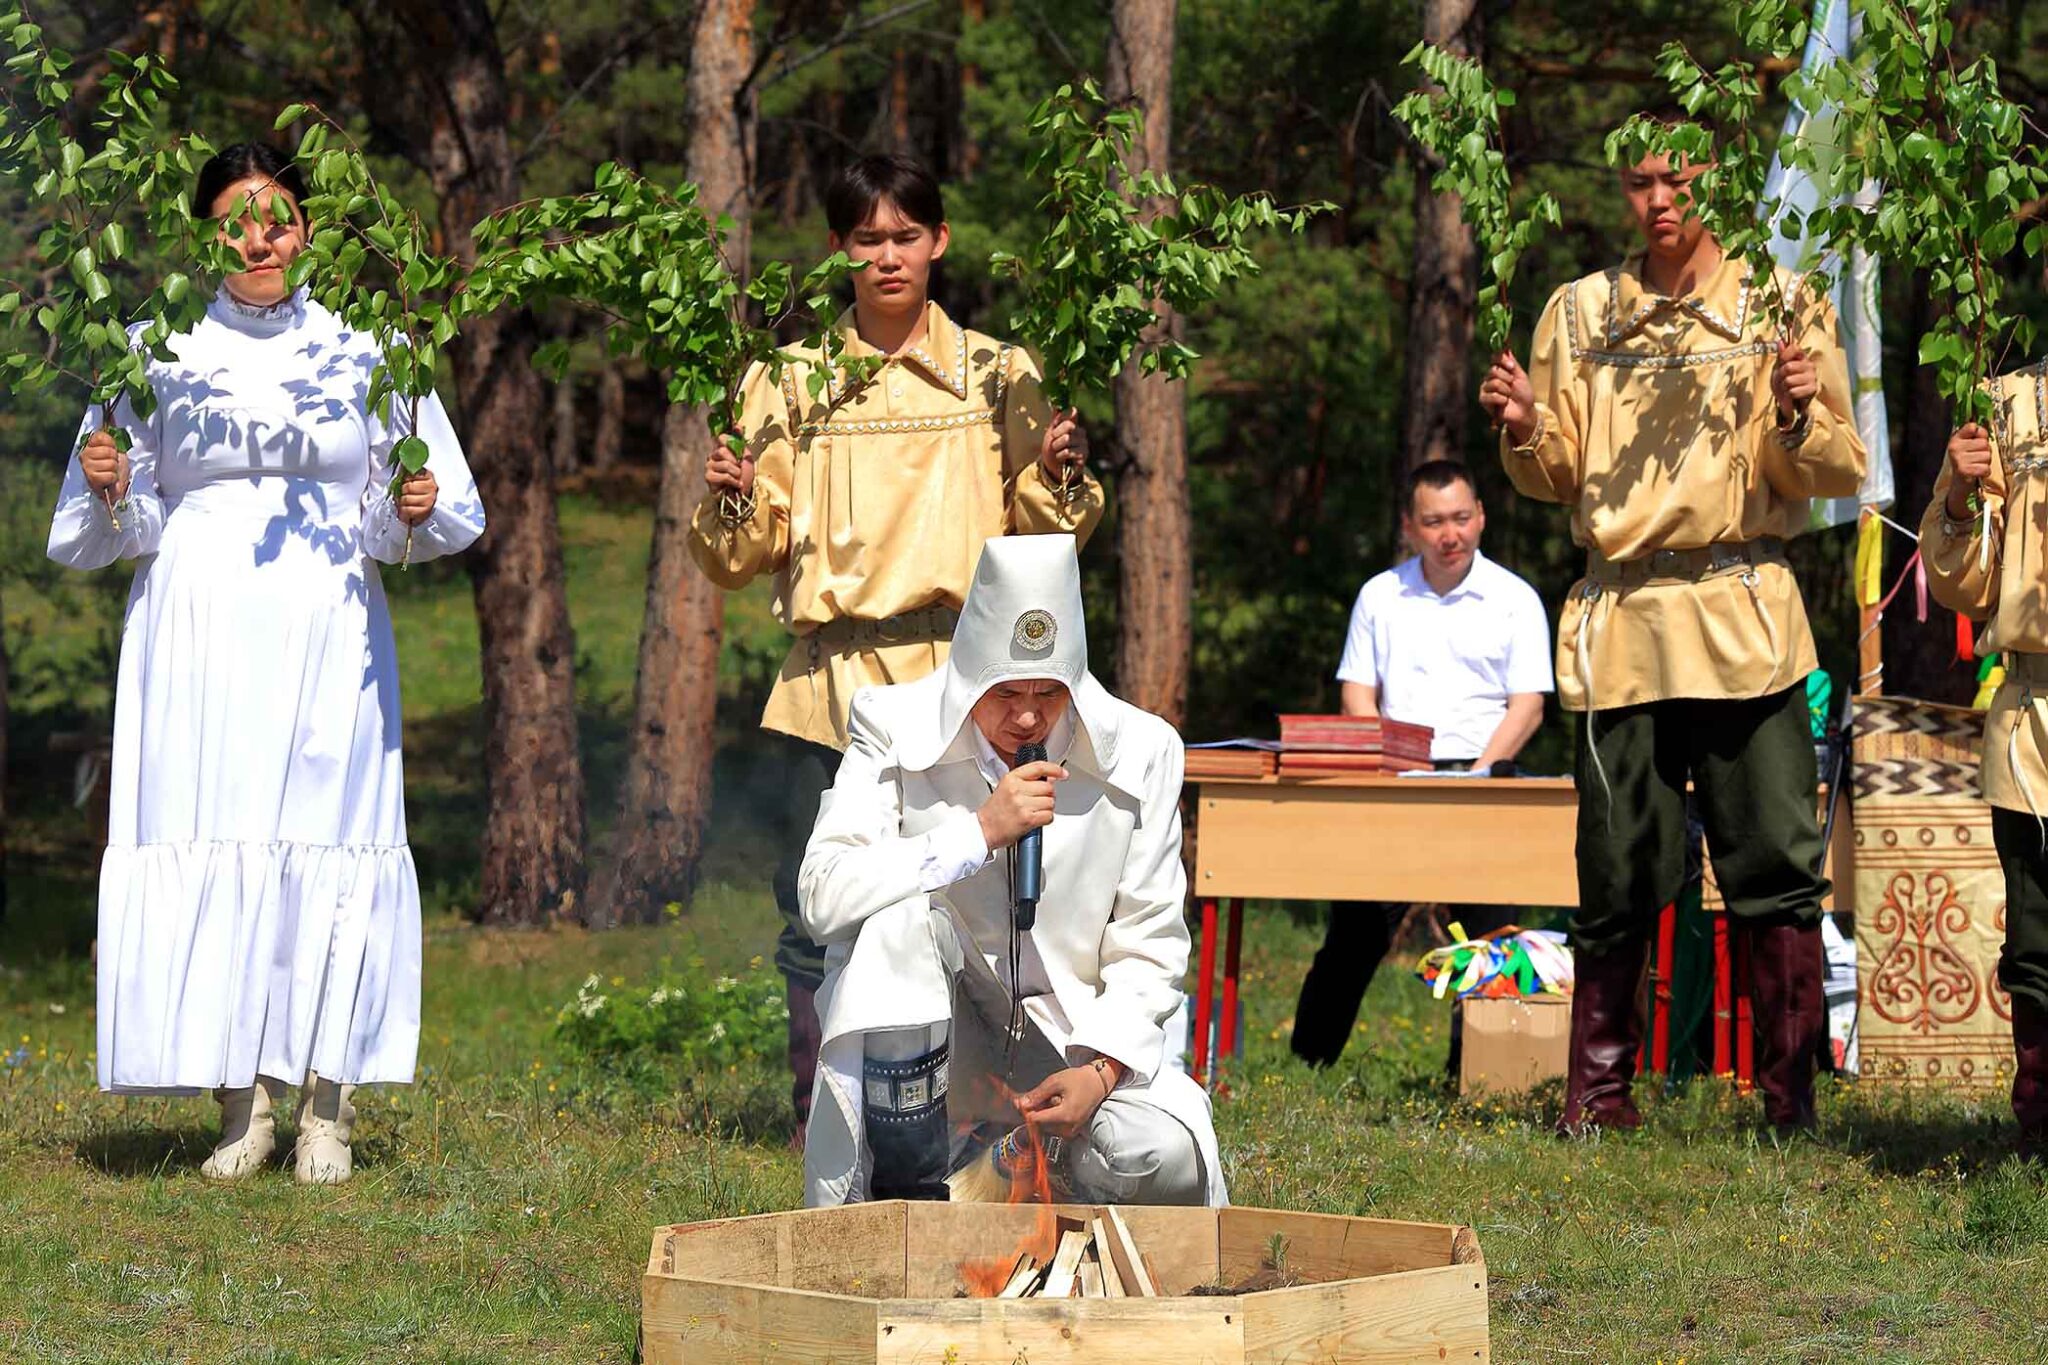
[
  {"x1": 825, "y1": 155, "x2": 945, "y2": 237},
  {"x1": 1621, "y1": 102, "x2": 1720, "y2": 153},
  {"x1": 192, "y1": 141, "x2": 309, "y2": 219},
  {"x1": 1405, "y1": 460, "x2": 1476, "y2": 510}
]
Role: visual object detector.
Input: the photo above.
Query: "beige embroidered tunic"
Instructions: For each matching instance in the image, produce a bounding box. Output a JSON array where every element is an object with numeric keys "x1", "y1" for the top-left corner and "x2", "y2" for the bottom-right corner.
[
  {"x1": 688, "y1": 302, "x2": 1104, "y2": 748},
  {"x1": 1922, "y1": 362, "x2": 2048, "y2": 815},
  {"x1": 1503, "y1": 253, "x2": 1866, "y2": 711}
]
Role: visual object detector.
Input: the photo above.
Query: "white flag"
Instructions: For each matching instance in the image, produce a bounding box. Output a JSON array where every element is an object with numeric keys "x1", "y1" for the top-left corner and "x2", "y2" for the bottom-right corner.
[{"x1": 1761, "y1": 0, "x2": 1894, "y2": 529}]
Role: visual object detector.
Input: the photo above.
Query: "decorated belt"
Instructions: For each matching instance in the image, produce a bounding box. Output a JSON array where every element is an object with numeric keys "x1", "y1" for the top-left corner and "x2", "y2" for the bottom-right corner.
[
  {"x1": 807, "y1": 605, "x2": 961, "y2": 651},
  {"x1": 2007, "y1": 651, "x2": 2048, "y2": 687},
  {"x1": 1585, "y1": 536, "x2": 1787, "y2": 589}
]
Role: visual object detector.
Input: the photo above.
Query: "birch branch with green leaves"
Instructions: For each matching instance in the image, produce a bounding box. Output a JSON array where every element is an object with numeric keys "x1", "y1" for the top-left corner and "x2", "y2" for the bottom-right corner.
[
  {"x1": 0, "y1": 7, "x2": 225, "y2": 527},
  {"x1": 1392, "y1": 42, "x2": 1561, "y2": 357},
  {"x1": 281, "y1": 108, "x2": 876, "y2": 543},
  {"x1": 992, "y1": 79, "x2": 1330, "y2": 416}
]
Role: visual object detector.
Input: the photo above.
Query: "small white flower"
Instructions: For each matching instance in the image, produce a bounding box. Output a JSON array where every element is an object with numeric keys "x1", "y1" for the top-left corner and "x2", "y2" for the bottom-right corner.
[
  {"x1": 709, "y1": 1022, "x2": 727, "y2": 1042},
  {"x1": 577, "y1": 995, "x2": 608, "y2": 1018},
  {"x1": 581, "y1": 973, "x2": 602, "y2": 992},
  {"x1": 715, "y1": 976, "x2": 738, "y2": 994}
]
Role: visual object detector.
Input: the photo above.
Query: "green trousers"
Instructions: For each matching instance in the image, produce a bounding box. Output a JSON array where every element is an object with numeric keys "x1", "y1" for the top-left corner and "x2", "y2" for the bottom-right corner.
[
  {"x1": 1574, "y1": 685, "x2": 1829, "y2": 956},
  {"x1": 1993, "y1": 808, "x2": 2048, "y2": 1011}
]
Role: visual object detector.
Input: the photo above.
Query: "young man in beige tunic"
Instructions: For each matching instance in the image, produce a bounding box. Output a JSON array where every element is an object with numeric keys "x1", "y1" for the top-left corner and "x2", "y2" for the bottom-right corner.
[
  {"x1": 1922, "y1": 384, "x2": 2048, "y2": 1161},
  {"x1": 1479, "y1": 136, "x2": 1865, "y2": 1135},
  {"x1": 688, "y1": 156, "x2": 1104, "y2": 1141}
]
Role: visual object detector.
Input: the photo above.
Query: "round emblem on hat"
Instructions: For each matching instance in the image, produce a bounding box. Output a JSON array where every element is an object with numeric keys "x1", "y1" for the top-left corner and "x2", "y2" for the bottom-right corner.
[{"x1": 1013, "y1": 608, "x2": 1057, "y2": 653}]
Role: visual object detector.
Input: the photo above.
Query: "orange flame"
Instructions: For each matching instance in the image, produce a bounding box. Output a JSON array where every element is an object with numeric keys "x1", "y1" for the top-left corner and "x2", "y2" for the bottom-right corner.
[{"x1": 958, "y1": 1112, "x2": 1060, "y2": 1297}]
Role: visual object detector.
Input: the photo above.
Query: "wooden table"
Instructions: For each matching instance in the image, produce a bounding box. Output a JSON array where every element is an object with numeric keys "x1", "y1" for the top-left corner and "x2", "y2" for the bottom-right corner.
[{"x1": 1184, "y1": 771, "x2": 1852, "y2": 1086}]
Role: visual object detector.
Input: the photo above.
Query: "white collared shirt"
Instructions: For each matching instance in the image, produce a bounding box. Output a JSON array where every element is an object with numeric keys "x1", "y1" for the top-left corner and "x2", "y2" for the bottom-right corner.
[{"x1": 1335, "y1": 550, "x2": 1553, "y2": 761}]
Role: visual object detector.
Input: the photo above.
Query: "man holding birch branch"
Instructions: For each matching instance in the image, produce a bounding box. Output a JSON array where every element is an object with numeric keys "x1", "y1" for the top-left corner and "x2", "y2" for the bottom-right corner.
[
  {"x1": 686, "y1": 155, "x2": 1105, "y2": 1145},
  {"x1": 1480, "y1": 107, "x2": 1865, "y2": 1139}
]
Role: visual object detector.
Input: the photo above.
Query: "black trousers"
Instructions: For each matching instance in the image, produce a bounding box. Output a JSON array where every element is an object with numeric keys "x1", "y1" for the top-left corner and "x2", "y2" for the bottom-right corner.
[
  {"x1": 1994, "y1": 807, "x2": 2048, "y2": 1012},
  {"x1": 1290, "y1": 758, "x2": 1510, "y2": 1067},
  {"x1": 1290, "y1": 899, "x2": 1515, "y2": 1066},
  {"x1": 771, "y1": 734, "x2": 843, "y2": 987},
  {"x1": 772, "y1": 734, "x2": 841, "y2": 1128},
  {"x1": 1573, "y1": 686, "x2": 1827, "y2": 957}
]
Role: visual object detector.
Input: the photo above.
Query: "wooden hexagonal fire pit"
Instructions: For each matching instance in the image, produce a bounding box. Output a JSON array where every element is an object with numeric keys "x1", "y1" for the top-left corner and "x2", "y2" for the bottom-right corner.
[{"x1": 641, "y1": 1202, "x2": 1487, "y2": 1363}]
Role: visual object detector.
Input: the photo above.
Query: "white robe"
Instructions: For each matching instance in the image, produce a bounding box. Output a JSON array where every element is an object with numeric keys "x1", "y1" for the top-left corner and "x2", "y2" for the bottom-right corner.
[
  {"x1": 46, "y1": 288, "x2": 485, "y2": 1095},
  {"x1": 798, "y1": 669, "x2": 1227, "y2": 1207}
]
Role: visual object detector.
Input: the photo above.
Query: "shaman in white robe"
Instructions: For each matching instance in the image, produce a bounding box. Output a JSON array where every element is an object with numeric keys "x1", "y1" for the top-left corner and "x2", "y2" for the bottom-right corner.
[
  {"x1": 46, "y1": 287, "x2": 485, "y2": 1095},
  {"x1": 798, "y1": 534, "x2": 1226, "y2": 1207}
]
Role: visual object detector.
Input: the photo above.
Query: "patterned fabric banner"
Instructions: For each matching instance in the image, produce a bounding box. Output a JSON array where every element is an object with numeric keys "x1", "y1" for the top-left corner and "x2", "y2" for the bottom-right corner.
[{"x1": 1852, "y1": 696, "x2": 2011, "y2": 1088}]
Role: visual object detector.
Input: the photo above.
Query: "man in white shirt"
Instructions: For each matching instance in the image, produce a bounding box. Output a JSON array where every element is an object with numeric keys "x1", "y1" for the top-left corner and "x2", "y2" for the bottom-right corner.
[{"x1": 1291, "y1": 460, "x2": 1554, "y2": 1066}]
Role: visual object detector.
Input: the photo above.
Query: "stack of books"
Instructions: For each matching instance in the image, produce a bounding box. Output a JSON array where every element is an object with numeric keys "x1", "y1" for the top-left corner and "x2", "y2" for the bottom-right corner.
[
  {"x1": 1183, "y1": 739, "x2": 1280, "y2": 780},
  {"x1": 1275, "y1": 713, "x2": 1434, "y2": 775}
]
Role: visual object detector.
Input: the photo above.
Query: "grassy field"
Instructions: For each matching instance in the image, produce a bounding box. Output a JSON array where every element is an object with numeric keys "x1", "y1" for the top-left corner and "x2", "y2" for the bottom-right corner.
[{"x1": 5, "y1": 483, "x2": 2048, "y2": 1363}]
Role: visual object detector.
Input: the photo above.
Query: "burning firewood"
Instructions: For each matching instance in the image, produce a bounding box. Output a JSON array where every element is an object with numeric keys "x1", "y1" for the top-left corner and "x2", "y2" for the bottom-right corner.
[
  {"x1": 964, "y1": 1207, "x2": 1164, "y2": 1300},
  {"x1": 997, "y1": 1253, "x2": 1041, "y2": 1299}
]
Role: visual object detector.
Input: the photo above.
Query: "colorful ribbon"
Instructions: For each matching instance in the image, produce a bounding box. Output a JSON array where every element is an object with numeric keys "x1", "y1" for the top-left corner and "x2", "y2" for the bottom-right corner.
[{"x1": 1416, "y1": 926, "x2": 1574, "y2": 1000}]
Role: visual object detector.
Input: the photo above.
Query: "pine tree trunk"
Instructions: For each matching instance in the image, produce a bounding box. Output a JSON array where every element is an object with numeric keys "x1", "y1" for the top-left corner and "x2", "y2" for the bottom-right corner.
[
  {"x1": 593, "y1": 363, "x2": 625, "y2": 470},
  {"x1": 956, "y1": 0, "x2": 986, "y2": 181},
  {"x1": 889, "y1": 45, "x2": 913, "y2": 154},
  {"x1": 551, "y1": 369, "x2": 578, "y2": 477},
  {"x1": 414, "y1": 0, "x2": 587, "y2": 924},
  {"x1": 589, "y1": 0, "x2": 756, "y2": 926},
  {"x1": 1107, "y1": 0, "x2": 1190, "y2": 728},
  {"x1": 1883, "y1": 271, "x2": 1971, "y2": 704},
  {"x1": 1400, "y1": 0, "x2": 1482, "y2": 483}
]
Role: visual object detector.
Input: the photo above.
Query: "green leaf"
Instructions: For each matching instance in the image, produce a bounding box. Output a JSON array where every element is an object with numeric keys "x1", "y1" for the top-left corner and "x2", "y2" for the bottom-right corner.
[
  {"x1": 392, "y1": 434, "x2": 430, "y2": 474},
  {"x1": 274, "y1": 103, "x2": 308, "y2": 130}
]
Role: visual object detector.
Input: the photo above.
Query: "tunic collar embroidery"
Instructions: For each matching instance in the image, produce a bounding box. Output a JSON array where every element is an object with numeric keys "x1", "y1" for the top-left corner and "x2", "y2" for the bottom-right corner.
[
  {"x1": 832, "y1": 302, "x2": 971, "y2": 401},
  {"x1": 1606, "y1": 254, "x2": 1751, "y2": 345},
  {"x1": 209, "y1": 286, "x2": 307, "y2": 336}
]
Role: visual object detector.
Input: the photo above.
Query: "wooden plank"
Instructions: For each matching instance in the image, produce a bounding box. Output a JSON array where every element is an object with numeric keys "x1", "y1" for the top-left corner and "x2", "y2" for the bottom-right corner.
[
  {"x1": 1104, "y1": 1204, "x2": 1219, "y2": 1294},
  {"x1": 998, "y1": 1256, "x2": 1042, "y2": 1299},
  {"x1": 1039, "y1": 1228, "x2": 1090, "y2": 1299},
  {"x1": 1100, "y1": 1206, "x2": 1158, "y2": 1297},
  {"x1": 1078, "y1": 1256, "x2": 1104, "y2": 1298},
  {"x1": 1241, "y1": 1262, "x2": 1489, "y2": 1364},
  {"x1": 1219, "y1": 1209, "x2": 1458, "y2": 1284},
  {"x1": 877, "y1": 1297, "x2": 1243, "y2": 1364},
  {"x1": 641, "y1": 1274, "x2": 879, "y2": 1365},
  {"x1": 1193, "y1": 779, "x2": 1577, "y2": 905},
  {"x1": 1090, "y1": 1215, "x2": 1127, "y2": 1296},
  {"x1": 661, "y1": 1204, "x2": 907, "y2": 1299}
]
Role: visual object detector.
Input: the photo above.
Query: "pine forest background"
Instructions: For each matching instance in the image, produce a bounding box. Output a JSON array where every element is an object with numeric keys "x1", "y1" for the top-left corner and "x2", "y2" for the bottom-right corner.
[{"x1": 7, "y1": 0, "x2": 2048, "y2": 928}]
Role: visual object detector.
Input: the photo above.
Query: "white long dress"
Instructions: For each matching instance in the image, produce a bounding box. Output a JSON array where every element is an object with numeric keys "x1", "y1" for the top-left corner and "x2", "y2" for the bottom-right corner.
[{"x1": 46, "y1": 287, "x2": 485, "y2": 1096}]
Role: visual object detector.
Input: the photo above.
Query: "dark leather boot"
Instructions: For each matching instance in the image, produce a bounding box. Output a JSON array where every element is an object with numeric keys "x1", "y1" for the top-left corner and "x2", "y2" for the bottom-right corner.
[
  {"x1": 2013, "y1": 994, "x2": 2048, "y2": 1163},
  {"x1": 865, "y1": 1045, "x2": 952, "y2": 1201},
  {"x1": 1558, "y1": 942, "x2": 1648, "y2": 1136},
  {"x1": 1745, "y1": 920, "x2": 1825, "y2": 1133}
]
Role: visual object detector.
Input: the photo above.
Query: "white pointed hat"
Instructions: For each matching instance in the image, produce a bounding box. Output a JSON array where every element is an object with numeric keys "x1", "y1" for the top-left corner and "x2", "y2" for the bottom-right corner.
[{"x1": 898, "y1": 534, "x2": 1121, "y2": 771}]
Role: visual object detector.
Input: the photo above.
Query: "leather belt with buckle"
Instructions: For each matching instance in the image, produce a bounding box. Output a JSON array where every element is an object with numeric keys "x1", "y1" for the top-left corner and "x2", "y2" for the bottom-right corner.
[
  {"x1": 808, "y1": 605, "x2": 962, "y2": 652},
  {"x1": 1586, "y1": 537, "x2": 1787, "y2": 589}
]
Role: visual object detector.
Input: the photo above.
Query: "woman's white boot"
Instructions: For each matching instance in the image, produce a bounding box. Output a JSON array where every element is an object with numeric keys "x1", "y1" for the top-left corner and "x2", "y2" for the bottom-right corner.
[
  {"x1": 293, "y1": 1074, "x2": 357, "y2": 1185},
  {"x1": 200, "y1": 1076, "x2": 285, "y2": 1180}
]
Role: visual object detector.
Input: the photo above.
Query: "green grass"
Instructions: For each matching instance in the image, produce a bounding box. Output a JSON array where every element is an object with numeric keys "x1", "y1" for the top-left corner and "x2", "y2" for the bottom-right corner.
[{"x1": 7, "y1": 475, "x2": 2048, "y2": 1362}]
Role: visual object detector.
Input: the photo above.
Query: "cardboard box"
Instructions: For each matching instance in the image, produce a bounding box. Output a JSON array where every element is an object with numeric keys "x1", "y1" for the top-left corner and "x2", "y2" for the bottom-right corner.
[{"x1": 1458, "y1": 995, "x2": 1570, "y2": 1097}]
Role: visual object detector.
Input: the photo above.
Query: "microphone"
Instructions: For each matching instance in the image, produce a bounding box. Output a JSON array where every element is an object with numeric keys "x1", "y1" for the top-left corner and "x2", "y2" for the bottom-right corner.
[{"x1": 1011, "y1": 741, "x2": 1047, "y2": 930}]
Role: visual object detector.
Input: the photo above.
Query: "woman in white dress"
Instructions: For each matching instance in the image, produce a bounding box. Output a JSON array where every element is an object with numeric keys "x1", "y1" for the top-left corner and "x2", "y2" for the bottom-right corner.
[{"x1": 46, "y1": 142, "x2": 485, "y2": 1184}]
